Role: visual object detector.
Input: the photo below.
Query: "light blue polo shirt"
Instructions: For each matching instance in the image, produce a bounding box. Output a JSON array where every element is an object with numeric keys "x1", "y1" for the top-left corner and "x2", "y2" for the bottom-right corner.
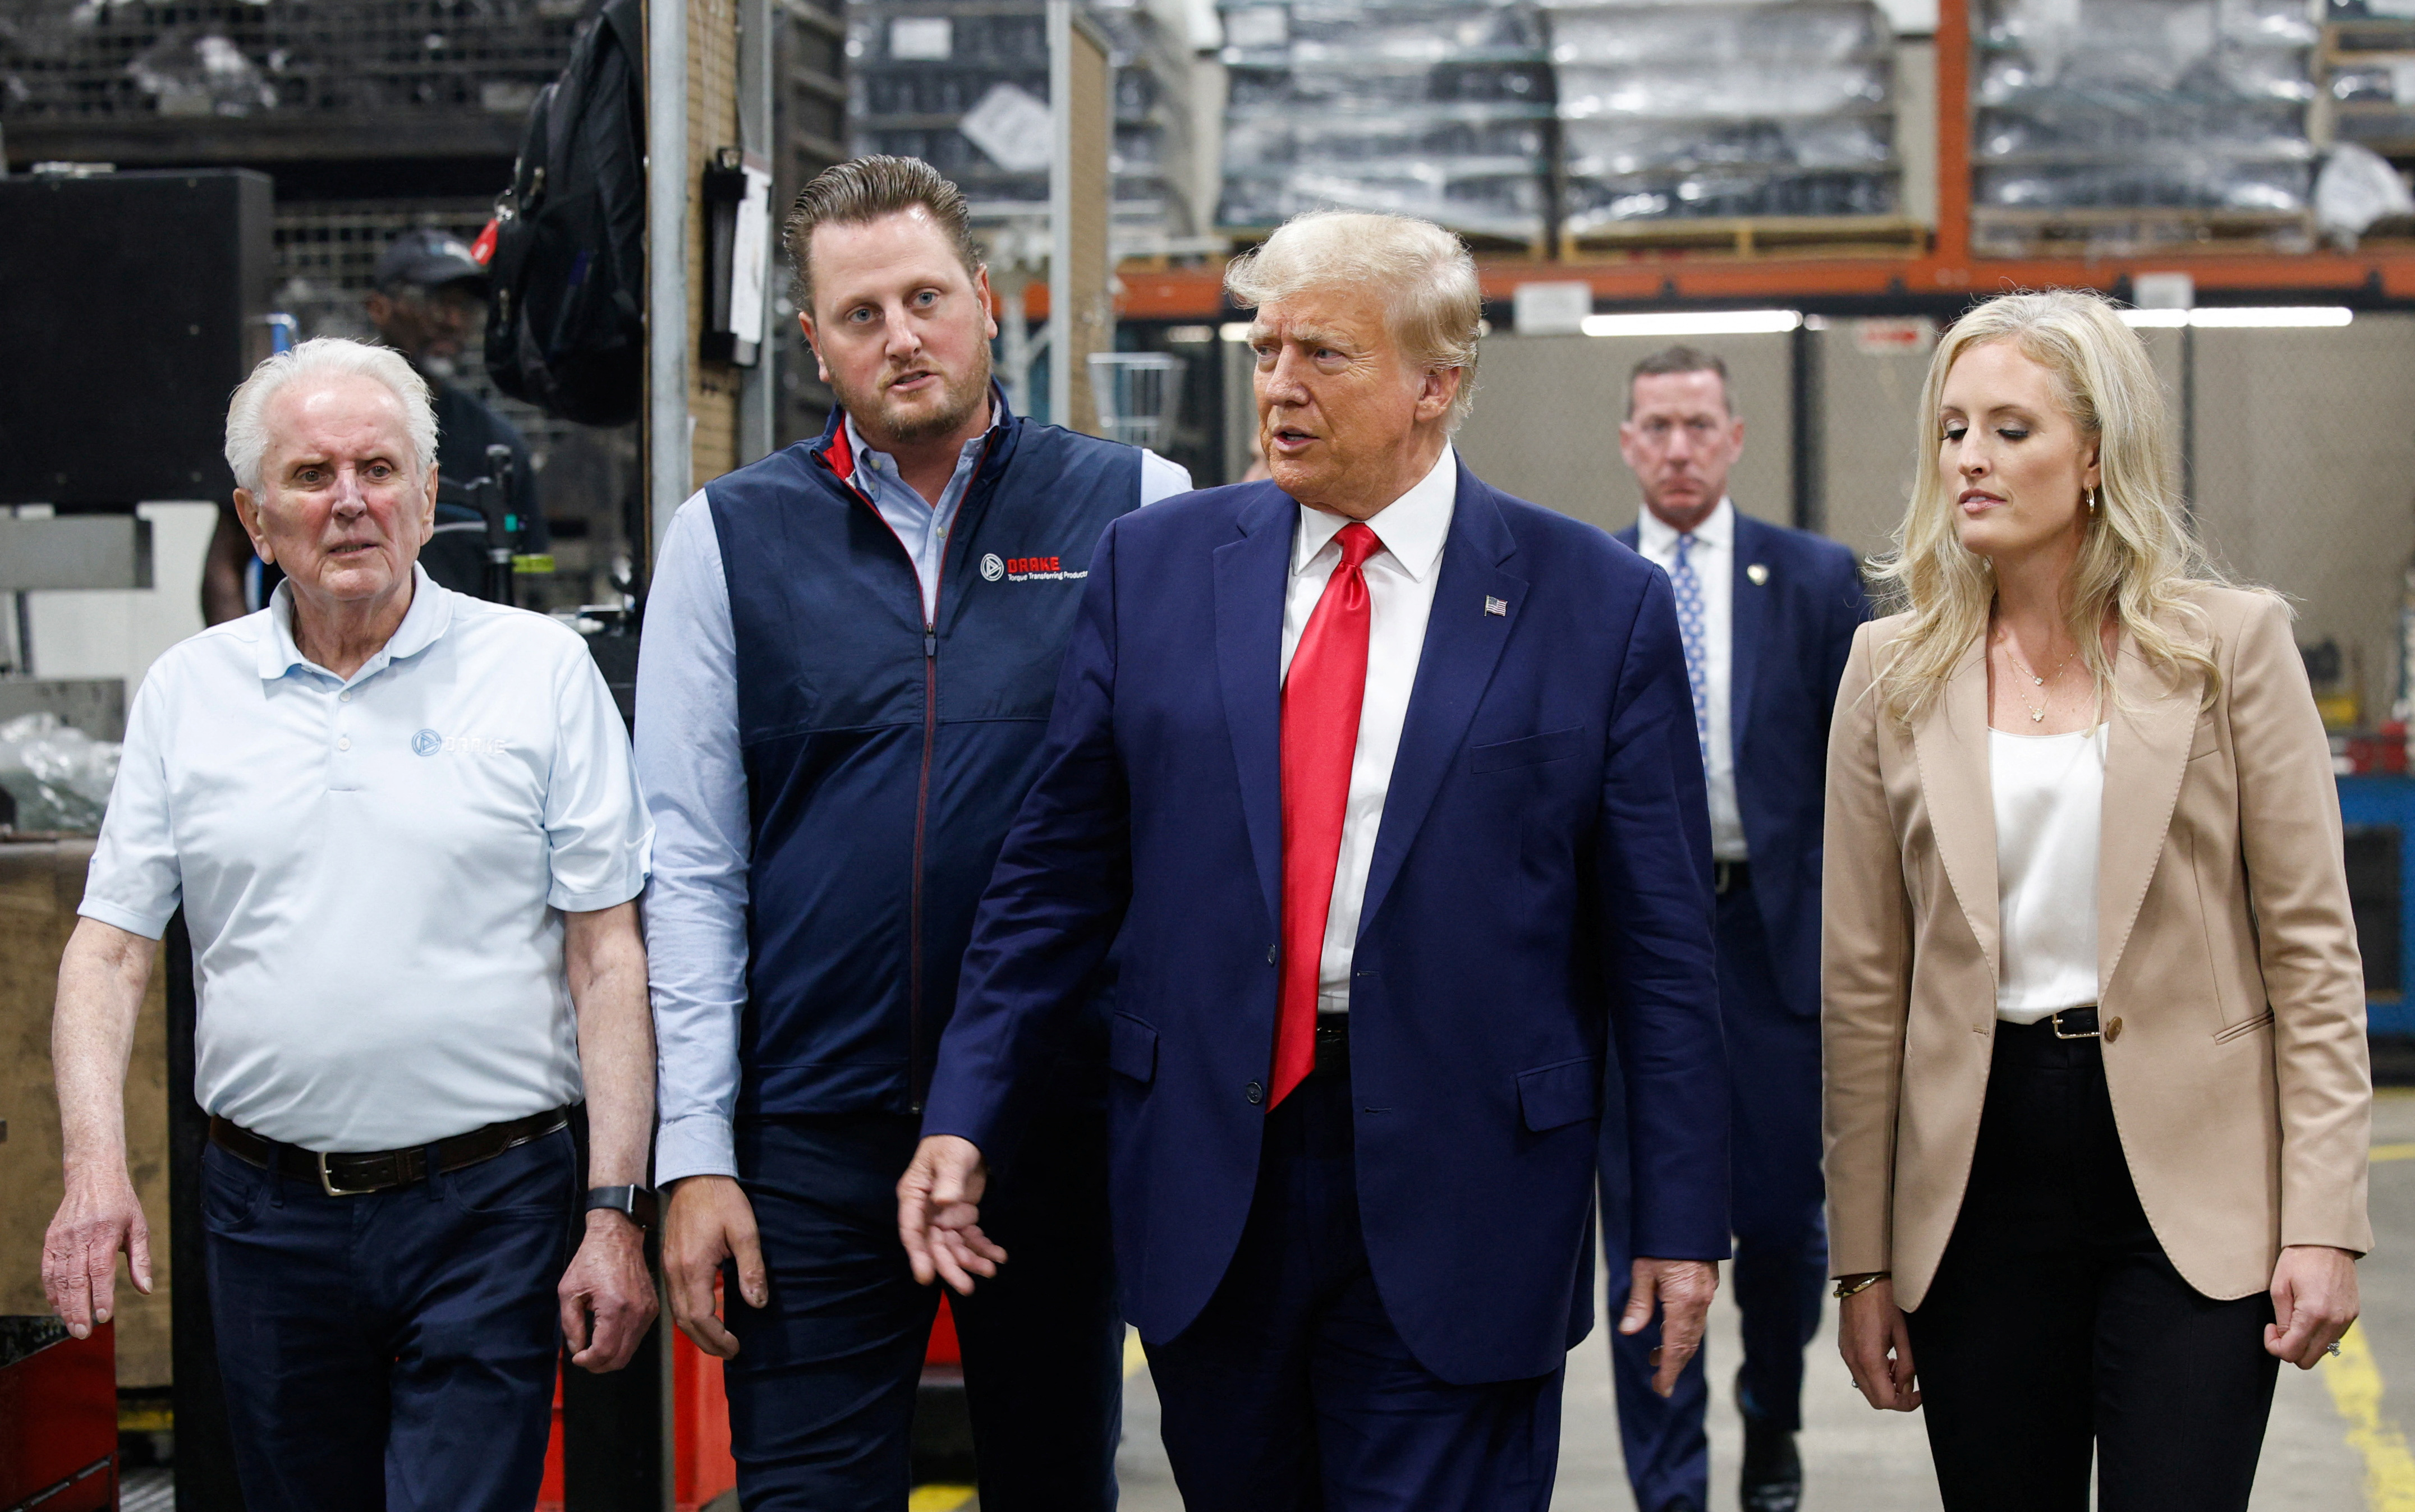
[{"x1": 81, "y1": 566, "x2": 653, "y2": 1151}]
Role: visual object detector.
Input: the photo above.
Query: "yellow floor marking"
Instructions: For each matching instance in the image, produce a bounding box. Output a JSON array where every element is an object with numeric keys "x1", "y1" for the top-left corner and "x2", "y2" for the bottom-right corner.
[
  {"x1": 1124, "y1": 1329, "x2": 1148, "y2": 1379},
  {"x1": 2373, "y1": 1143, "x2": 2415, "y2": 1163},
  {"x1": 2322, "y1": 1323, "x2": 2415, "y2": 1511},
  {"x1": 907, "y1": 1486, "x2": 976, "y2": 1512}
]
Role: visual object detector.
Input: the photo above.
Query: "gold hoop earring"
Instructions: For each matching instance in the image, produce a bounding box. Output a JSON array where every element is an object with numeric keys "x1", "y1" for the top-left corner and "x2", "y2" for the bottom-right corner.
[{"x1": 2086, "y1": 486, "x2": 2098, "y2": 515}]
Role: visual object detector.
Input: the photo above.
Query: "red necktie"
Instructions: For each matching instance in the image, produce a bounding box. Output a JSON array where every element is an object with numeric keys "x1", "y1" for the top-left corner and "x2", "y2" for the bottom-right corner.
[{"x1": 1271, "y1": 521, "x2": 1382, "y2": 1109}]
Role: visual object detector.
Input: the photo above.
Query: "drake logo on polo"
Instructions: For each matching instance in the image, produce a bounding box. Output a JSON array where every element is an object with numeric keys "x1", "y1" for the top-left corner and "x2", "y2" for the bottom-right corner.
[
  {"x1": 984, "y1": 552, "x2": 1087, "y2": 583},
  {"x1": 413, "y1": 729, "x2": 510, "y2": 757}
]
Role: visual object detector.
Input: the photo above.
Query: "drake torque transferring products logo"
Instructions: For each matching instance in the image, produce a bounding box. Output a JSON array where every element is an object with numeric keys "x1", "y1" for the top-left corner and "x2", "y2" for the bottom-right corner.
[
  {"x1": 983, "y1": 550, "x2": 1086, "y2": 584},
  {"x1": 414, "y1": 729, "x2": 511, "y2": 757}
]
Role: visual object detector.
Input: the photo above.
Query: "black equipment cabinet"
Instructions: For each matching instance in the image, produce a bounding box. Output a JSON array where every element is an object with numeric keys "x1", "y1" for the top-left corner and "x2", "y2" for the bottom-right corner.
[{"x1": 0, "y1": 169, "x2": 274, "y2": 507}]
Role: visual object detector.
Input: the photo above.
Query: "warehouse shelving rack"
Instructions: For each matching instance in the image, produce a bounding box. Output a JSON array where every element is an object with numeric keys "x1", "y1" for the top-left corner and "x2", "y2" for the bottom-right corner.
[{"x1": 1100, "y1": 0, "x2": 2415, "y2": 320}]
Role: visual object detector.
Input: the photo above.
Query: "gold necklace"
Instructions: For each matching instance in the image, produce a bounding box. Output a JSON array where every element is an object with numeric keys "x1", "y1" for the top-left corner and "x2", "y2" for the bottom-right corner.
[{"x1": 1996, "y1": 631, "x2": 2079, "y2": 725}]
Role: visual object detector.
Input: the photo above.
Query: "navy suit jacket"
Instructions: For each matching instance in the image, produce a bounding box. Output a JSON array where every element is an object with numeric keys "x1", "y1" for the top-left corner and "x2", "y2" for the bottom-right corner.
[
  {"x1": 1615, "y1": 511, "x2": 1869, "y2": 1019},
  {"x1": 924, "y1": 460, "x2": 1730, "y2": 1386}
]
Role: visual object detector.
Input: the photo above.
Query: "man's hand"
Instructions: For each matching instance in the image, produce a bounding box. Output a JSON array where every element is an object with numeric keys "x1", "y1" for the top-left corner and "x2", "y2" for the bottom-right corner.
[
  {"x1": 2268, "y1": 1244, "x2": 2359, "y2": 1369},
  {"x1": 559, "y1": 1210, "x2": 658, "y2": 1373},
  {"x1": 1619, "y1": 1257, "x2": 1719, "y2": 1397},
  {"x1": 663, "y1": 1175, "x2": 768, "y2": 1359},
  {"x1": 1838, "y1": 1277, "x2": 1920, "y2": 1410},
  {"x1": 42, "y1": 1168, "x2": 151, "y2": 1340},
  {"x1": 897, "y1": 1135, "x2": 1008, "y2": 1295}
]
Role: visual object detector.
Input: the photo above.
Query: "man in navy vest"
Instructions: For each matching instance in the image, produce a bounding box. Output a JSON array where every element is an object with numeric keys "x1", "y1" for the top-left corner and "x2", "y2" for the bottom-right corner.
[
  {"x1": 1611, "y1": 347, "x2": 1869, "y2": 1512},
  {"x1": 897, "y1": 211, "x2": 1730, "y2": 1510},
  {"x1": 635, "y1": 156, "x2": 1190, "y2": 1510}
]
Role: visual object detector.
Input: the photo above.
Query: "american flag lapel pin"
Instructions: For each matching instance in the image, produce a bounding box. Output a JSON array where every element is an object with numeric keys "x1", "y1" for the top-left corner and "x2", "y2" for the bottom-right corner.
[{"x1": 1484, "y1": 596, "x2": 1508, "y2": 617}]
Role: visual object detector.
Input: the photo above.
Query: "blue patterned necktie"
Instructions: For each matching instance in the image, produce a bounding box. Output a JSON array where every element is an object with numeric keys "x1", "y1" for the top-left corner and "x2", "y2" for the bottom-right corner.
[{"x1": 1669, "y1": 532, "x2": 1711, "y2": 770}]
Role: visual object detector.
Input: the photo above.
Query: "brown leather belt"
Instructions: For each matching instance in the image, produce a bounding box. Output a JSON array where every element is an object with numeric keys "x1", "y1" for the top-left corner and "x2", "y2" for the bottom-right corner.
[{"x1": 208, "y1": 1106, "x2": 571, "y2": 1197}]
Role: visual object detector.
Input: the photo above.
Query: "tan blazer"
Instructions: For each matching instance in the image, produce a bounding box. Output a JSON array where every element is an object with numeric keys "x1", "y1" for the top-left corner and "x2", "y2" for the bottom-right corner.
[{"x1": 1822, "y1": 586, "x2": 2372, "y2": 1309}]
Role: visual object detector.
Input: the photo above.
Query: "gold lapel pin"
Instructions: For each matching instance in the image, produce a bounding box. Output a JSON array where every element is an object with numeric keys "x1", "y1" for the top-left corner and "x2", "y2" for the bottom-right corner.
[{"x1": 1746, "y1": 563, "x2": 1769, "y2": 586}]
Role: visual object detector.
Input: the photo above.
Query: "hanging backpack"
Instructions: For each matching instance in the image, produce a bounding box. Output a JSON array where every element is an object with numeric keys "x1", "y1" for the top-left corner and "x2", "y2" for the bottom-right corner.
[{"x1": 480, "y1": 0, "x2": 645, "y2": 427}]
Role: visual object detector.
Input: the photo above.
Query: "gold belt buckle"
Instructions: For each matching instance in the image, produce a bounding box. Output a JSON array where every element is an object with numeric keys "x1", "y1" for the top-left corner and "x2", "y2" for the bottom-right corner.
[
  {"x1": 316, "y1": 1151, "x2": 379, "y2": 1197},
  {"x1": 2051, "y1": 1008, "x2": 2101, "y2": 1041}
]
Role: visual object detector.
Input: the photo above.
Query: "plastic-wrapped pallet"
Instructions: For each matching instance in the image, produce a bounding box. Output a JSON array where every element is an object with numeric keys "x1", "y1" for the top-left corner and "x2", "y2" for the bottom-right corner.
[
  {"x1": 1215, "y1": 0, "x2": 1554, "y2": 247},
  {"x1": 1547, "y1": 0, "x2": 1899, "y2": 238},
  {"x1": 1971, "y1": 0, "x2": 2317, "y2": 252},
  {"x1": 848, "y1": 0, "x2": 1198, "y2": 250}
]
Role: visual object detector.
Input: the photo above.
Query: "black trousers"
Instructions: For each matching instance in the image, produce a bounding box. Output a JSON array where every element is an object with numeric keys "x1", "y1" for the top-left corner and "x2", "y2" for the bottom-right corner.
[{"x1": 1905, "y1": 1018, "x2": 2280, "y2": 1512}]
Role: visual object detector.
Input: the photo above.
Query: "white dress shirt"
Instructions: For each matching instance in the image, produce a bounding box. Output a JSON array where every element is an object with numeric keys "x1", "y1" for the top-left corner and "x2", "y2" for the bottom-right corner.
[
  {"x1": 1278, "y1": 443, "x2": 1457, "y2": 1013},
  {"x1": 1633, "y1": 498, "x2": 1747, "y2": 861},
  {"x1": 80, "y1": 568, "x2": 654, "y2": 1150},
  {"x1": 1991, "y1": 723, "x2": 2106, "y2": 1022}
]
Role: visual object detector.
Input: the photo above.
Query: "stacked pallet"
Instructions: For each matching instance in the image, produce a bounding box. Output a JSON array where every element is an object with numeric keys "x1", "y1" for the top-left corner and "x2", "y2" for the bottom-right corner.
[
  {"x1": 1970, "y1": 0, "x2": 2320, "y2": 255},
  {"x1": 1550, "y1": 0, "x2": 1905, "y2": 251},
  {"x1": 1215, "y1": 0, "x2": 1555, "y2": 250}
]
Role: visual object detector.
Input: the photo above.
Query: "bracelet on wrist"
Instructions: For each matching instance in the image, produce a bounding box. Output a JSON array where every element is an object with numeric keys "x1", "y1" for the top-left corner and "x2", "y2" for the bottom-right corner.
[{"x1": 1833, "y1": 1272, "x2": 1888, "y2": 1300}]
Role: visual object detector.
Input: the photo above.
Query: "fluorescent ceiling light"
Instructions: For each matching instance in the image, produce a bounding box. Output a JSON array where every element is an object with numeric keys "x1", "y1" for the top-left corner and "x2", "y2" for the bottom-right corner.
[
  {"x1": 2185, "y1": 306, "x2": 2353, "y2": 328},
  {"x1": 1582, "y1": 310, "x2": 1803, "y2": 337},
  {"x1": 2119, "y1": 306, "x2": 2353, "y2": 329},
  {"x1": 1220, "y1": 321, "x2": 1255, "y2": 343}
]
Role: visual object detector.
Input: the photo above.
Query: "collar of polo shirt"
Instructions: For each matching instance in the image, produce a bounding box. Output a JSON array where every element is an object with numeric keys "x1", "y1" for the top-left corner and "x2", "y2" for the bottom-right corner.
[{"x1": 261, "y1": 563, "x2": 453, "y2": 685}]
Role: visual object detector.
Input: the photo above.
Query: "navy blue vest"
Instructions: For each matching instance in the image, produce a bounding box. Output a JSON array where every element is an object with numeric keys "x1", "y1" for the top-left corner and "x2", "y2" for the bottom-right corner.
[{"x1": 707, "y1": 407, "x2": 1144, "y2": 1118}]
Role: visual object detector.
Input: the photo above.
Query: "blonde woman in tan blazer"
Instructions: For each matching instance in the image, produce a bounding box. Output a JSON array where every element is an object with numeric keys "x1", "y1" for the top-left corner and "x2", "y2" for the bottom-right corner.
[{"x1": 1821, "y1": 289, "x2": 2371, "y2": 1511}]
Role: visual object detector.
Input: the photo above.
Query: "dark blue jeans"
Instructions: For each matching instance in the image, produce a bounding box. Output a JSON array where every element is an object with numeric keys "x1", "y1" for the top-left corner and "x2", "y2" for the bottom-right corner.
[
  {"x1": 200, "y1": 1127, "x2": 575, "y2": 1512},
  {"x1": 723, "y1": 1109, "x2": 1122, "y2": 1512}
]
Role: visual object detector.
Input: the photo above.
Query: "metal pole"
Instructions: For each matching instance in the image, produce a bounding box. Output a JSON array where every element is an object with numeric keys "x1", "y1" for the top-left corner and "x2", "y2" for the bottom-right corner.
[
  {"x1": 737, "y1": 0, "x2": 777, "y2": 463},
  {"x1": 166, "y1": 913, "x2": 247, "y2": 1511},
  {"x1": 647, "y1": 0, "x2": 692, "y2": 575},
  {"x1": 1048, "y1": 0, "x2": 1073, "y2": 429},
  {"x1": 2180, "y1": 323, "x2": 2197, "y2": 524}
]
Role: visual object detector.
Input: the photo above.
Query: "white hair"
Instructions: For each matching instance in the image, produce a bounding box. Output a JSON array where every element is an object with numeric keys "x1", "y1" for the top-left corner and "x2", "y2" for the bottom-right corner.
[
  {"x1": 1223, "y1": 210, "x2": 1484, "y2": 430},
  {"x1": 224, "y1": 337, "x2": 438, "y2": 493}
]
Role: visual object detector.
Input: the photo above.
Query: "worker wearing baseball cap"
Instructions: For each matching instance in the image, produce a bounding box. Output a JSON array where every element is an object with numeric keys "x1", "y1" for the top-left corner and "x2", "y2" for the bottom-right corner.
[{"x1": 203, "y1": 229, "x2": 550, "y2": 622}]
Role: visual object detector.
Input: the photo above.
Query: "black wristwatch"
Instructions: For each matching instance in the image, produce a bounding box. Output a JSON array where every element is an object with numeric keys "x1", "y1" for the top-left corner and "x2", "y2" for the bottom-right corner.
[{"x1": 584, "y1": 1184, "x2": 659, "y2": 1230}]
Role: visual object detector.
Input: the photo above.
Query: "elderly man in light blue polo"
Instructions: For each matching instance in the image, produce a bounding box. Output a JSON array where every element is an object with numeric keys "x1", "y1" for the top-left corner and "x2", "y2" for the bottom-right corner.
[{"x1": 40, "y1": 337, "x2": 659, "y2": 1512}]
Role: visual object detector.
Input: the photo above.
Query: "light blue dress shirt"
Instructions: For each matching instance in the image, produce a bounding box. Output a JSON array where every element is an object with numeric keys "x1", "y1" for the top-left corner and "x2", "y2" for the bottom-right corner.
[{"x1": 637, "y1": 400, "x2": 1191, "y2": 1183}]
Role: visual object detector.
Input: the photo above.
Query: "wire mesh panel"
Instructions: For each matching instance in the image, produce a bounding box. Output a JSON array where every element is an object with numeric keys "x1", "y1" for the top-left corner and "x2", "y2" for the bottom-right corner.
[
  {"x1": 1087, "y1": 350, "x2": 1183, "y2": 448},
  {"x1": 1, "y1": 0, "x2": 586, "y2": 126}
]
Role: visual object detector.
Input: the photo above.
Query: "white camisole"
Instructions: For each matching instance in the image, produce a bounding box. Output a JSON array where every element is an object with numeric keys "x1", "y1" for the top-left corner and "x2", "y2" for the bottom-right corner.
[{"x1": 1990, "y1": 723, "x2": 2108, "y2": 1023}]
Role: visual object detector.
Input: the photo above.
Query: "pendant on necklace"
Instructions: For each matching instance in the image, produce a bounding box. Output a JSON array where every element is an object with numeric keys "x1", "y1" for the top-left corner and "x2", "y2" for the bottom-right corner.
[
  {"x1": 2031, "y1": 675, "x2": 2044, "y2": 686},
  {"x1": 2031, "y1": 710, "x2": 2044, "y2": 723}
]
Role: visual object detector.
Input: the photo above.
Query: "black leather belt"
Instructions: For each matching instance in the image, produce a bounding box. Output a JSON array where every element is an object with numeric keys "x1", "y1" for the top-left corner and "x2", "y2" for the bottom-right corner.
[
  {"x1": 2004, "y1": 1006, "x2": 2100, "y2": 1039},
  {"x1": 1714, "y1": 860, "x2": 1751, "y2": 896},
  {"x1": 209, "y1": 1106, "x2": 571, "y2": 1197},
  {"x1": 1313, "y1": 1015, "x2": 1349, "y2": 1077}
]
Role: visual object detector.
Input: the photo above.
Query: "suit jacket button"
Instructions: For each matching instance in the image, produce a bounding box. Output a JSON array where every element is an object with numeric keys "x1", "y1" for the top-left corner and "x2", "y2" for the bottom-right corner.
[
  {"x1": 1245, "y1": 1081, "x2": 1264, "y2": 1105},
  {"x1": 2105, "y1": 1016, "x2": 2123, "y2": 1043}
]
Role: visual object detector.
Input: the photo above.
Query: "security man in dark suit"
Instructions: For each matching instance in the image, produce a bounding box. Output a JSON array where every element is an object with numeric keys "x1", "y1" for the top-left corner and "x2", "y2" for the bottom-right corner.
[{"x1": 1611, "y1": 346, "x2": 1870, "y2": 1512}]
